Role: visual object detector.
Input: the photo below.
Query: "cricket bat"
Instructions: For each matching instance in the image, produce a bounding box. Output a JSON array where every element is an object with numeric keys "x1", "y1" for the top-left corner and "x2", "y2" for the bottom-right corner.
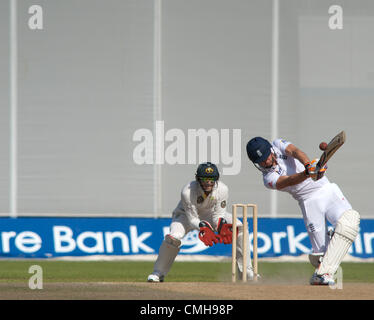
[{"x1": 317, "y1": 131, "x2": 346, "y2": 169}]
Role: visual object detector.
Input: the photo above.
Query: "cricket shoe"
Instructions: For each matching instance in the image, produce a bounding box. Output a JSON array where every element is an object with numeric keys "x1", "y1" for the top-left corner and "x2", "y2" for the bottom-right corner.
[
  {"x1": 238, "y1": 268, "x2": 261, "y2": 281},
  {"x1": 147, "y1": 274, "x2": 164, "y2": 283},
  {"x1": 309, "y1": 272, "x2": 335, "y2": 286}
]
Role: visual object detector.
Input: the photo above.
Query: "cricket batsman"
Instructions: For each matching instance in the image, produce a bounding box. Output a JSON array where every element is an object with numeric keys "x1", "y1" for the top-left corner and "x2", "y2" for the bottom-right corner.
[
  {"x1": 147, "y1": 162, "x2": 255, "y2": 282},
  {"x1": 246, "y1": 137, "x2": 360, "y2": 285}
]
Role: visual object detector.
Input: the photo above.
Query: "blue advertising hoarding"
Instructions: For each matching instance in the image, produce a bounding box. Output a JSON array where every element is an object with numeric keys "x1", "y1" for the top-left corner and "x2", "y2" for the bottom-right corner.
[{"x1": 0, "y1": 217, "x2": 373, "y2": 259}]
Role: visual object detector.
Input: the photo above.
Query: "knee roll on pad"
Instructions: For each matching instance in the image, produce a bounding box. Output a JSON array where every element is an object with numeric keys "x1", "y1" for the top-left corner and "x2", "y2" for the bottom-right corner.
[
  {"x1": 334, "y1": 210, "x2": 360, "y2": 242},
  {"x1": 165, "y1": 234, "x2": 182, "y2": 248}
]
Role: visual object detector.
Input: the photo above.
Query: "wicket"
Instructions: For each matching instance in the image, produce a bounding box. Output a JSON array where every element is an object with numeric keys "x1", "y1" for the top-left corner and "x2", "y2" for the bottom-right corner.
[{"x1": 232, "y1": 204, "x2": 258, "y2": 282}]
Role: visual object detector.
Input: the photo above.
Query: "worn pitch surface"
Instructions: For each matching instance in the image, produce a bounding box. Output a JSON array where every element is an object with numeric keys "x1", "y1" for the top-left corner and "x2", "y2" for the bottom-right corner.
[{"x1": 0, "y1": 281, "x2": 373, "y2": 300}]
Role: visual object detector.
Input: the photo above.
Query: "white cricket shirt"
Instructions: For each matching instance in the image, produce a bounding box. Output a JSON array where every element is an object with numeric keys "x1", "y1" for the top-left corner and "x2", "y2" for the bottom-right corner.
[
  {"x1": 263, "y1": 139, "x2": 328, "y2": 202},
  {"x1": 173, "y1": 180, "x2": 228, "y2": 230}
]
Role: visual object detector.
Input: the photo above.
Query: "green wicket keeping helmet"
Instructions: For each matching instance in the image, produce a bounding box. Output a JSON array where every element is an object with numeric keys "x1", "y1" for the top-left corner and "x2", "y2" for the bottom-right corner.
[{"x1": 195, "y1": 162, "x2": 220, "y2": 181}]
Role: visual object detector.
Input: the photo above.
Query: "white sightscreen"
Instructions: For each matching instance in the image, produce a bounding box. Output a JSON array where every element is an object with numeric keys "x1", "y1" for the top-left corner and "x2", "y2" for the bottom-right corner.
[
  {"x1": 0, "y1": 0, "x2": 372, "y2": 218},
  {"x1": 0, "y1": 1, "x2": 10, "y2": 213},
  {"x1": 16, "y1": 0, "x2": 154, "y2": 214}
]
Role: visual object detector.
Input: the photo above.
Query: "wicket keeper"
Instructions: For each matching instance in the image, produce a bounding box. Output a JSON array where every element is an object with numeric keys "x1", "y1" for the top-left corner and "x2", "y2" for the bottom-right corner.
[{"x1": 147, "y1": 162, "x2": 256, "y2": 282}]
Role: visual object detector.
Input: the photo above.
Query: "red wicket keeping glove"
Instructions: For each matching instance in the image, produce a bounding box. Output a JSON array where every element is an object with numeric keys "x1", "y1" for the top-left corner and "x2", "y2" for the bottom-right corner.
[
  {"x1": 217, "y1": 218, "x2": 234, "y2": 244},
  {"x1": 198, "y1": 221, "x2": 222, "y2": 247}
]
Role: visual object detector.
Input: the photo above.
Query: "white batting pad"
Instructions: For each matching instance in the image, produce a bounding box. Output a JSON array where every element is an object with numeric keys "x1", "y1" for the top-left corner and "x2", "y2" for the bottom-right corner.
[
  {"x1": 317, "y1": 210, "x2": 360, "y2": 275},
  {"x1": 153, "y1": 235, "x2": 181, "y2": 277}
]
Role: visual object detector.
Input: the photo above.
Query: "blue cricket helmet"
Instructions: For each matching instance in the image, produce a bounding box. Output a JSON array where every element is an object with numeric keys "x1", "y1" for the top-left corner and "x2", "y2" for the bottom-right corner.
[{"x1": 246, "y1": 137, "x2": 272, "y2": 164}]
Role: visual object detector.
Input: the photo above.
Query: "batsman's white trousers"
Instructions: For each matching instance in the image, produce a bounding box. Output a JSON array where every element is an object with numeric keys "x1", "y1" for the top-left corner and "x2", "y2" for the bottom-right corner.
[{"x1": 299, "y1": 183, "x2": 352, "y2": 253}]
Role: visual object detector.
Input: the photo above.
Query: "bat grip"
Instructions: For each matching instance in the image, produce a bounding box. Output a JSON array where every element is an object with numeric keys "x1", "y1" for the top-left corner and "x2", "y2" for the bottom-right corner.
[{"x1": 317, "y1": 154, "x2": 326, "y2": 169}]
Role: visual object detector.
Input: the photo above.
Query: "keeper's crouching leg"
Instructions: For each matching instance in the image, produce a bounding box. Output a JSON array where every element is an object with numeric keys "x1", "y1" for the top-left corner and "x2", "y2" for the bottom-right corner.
[
  {"x1": 152, "y1": 234, "x2": 181, "y2": 279},
  {"x1": 317, "y1": 210, "x2": 360, "y2": 276},
  {"x1": 235, "y1": 225, "x2": 254, "y2": 279}
]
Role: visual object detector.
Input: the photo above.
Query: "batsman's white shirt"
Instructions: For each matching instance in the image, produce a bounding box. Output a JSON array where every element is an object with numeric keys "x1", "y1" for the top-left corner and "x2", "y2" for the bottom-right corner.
[
  {"x1": 263, "y1": 139, "x2": 329, "y2": 201},
  {"x1": 263, "y1": 139, "x2": 352, "y2": 253}
]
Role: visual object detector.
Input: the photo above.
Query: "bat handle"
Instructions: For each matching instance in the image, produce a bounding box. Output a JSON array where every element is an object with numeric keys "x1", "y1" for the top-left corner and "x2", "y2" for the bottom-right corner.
[
  {"x1": 317, "y1": 155, "x2": 326, "y2": 169},
  {"x1": 316, "y1": 161, "x2": 321, "y2": 170}
]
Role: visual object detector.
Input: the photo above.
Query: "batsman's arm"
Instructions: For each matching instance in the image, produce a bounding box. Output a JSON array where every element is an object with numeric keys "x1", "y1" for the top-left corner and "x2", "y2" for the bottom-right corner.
[
  {"x1": 285, "y1": 144, "x2": 311, "y2": 166},
  {"x1": 267, "y1": 144, "x2": 310, "y2": 189},
  {"x1": 276, "y1": 171, "x2": 308, "y2": 190}
]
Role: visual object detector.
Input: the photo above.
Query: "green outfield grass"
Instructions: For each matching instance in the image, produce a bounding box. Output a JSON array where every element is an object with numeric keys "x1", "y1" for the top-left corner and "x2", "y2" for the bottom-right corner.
[{"x1": 0, "y1": 260, "x2": 373, "y2": 283}]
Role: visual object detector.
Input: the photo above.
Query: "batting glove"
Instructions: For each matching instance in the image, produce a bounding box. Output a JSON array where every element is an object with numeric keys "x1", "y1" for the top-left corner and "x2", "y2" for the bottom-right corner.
[{"x1": 307, "y1": 159, "x2": 328, "y2": 181}]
